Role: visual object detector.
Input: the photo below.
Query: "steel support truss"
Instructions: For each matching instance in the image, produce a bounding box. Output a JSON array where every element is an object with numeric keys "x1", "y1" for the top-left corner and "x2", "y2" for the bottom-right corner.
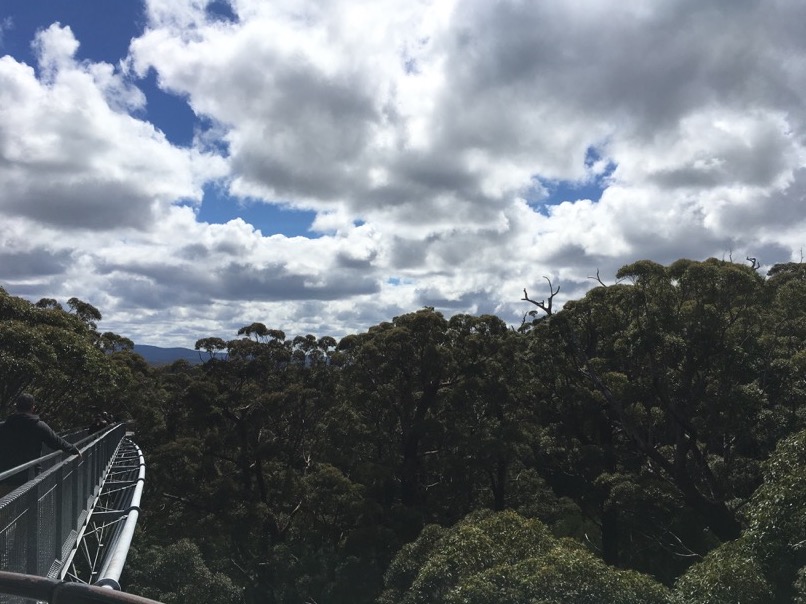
[{"x1": 61, "y1": 438, "x2": 145, "y2": 589}]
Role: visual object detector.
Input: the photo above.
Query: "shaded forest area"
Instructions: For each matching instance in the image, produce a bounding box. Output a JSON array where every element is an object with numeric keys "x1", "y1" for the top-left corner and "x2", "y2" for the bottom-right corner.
[{"x1": 2, "y1": 257, "x2": 806, "y2": 603}]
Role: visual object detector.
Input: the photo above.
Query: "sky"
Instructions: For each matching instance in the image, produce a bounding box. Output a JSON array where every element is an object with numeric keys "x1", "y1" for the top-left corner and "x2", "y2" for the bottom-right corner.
[{"x1": 1, "y1": 0, "x2": 806, "y2": 348}]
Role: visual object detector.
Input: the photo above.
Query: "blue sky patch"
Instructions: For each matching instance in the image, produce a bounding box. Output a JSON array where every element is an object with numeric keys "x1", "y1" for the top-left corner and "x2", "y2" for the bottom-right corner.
[
  {"x1": 206, "y1": 1, "x2": 238, "y2": 23},
  {"x1": 138, "y1": 70, "x2": 198, "y2": 147},
  {"x1": 532, "y1": 147, "x2": 616, "y2": 213},
  {"x1": 196, "y1": 185, "x2": 319, "y2": 238},
  {"x1": 386, "y1": 276, "x2": 415, "y2": 286},
  {"x1": 0, "y1": 0, "x2": 143, "y2": 67},
  {"x1": 0, "y1": 0, "x2": 197, "y2": 148}
]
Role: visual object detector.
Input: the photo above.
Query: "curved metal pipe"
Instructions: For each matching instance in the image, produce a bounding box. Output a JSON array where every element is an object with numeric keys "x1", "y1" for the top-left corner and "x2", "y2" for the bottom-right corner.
[
  {"x1": 0, "y1": 570, "x2": 162, "y2": 603},
  {"x1": 96, "y1": 441, "x2": 146, "y2": 588}
]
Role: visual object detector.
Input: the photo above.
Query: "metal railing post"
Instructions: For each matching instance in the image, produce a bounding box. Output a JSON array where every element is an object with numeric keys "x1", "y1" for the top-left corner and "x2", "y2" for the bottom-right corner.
[
  {"x1": 54, "y1": 462, "x2": 66, "y2": 567},
  {"x1": 2, "y1": 424, "x2": 143, "y2": 596},
  {"x1": 72, "y1": 454, "x2": 81, "y2": 537},
  {"x1": 26, "y1": 481, "x2": 40, "y2": 575},
  {"x1": 96, "y1": 443, "x2": 145, "y2": 587}
]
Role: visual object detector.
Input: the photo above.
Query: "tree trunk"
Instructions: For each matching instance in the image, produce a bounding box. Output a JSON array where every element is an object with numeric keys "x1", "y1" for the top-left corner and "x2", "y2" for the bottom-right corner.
[
  {"x1": 601, "y1": 506, "x2": 620, "y2": 566},
  {"x1": 675, "y1": 473, "x2": 742, "y2": 541},
  {"x1": 491, "y1": 457, "x2": 507, "y2": 511},
  {"x1": 400, "y1": 428, "x2": 421, "y2": 506}
]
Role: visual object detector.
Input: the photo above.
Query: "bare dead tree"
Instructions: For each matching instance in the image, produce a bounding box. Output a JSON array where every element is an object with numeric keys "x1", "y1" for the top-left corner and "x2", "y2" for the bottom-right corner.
[
  {"x1": 746, "y1": 256, "x2": 760, "y2": 271},
  {"x1": 522, "y1": 276, "x2": 560, "y2": 316},
  {"x1": 588, "y1": 268, "x2": 625, "y2": 287},
  {"x1": 588, "y1": 269, "x2": 607, "y2": 287}
]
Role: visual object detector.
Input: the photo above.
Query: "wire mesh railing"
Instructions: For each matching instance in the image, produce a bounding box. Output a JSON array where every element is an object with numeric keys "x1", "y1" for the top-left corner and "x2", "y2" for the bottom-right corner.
[
  {"x1": 64, "y1": 439, "x2": 144, "y2": 589},
  {"x1": 0, "y1": 424, "x2": 126, "y2": 580}
]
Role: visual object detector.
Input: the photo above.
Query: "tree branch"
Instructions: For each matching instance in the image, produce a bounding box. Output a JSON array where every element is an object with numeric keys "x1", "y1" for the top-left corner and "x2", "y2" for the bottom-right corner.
[{"x1": 522, "y1": 277, "x2": 560, "y2": 316}]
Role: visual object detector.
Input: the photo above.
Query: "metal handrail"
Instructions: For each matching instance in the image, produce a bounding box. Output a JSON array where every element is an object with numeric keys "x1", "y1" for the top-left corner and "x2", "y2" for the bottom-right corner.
[
  {"x1": 0, "y1": 571, "x2": 161, "y2": 603},
  {"x1": 0, "y1": 424, "x2": 116, "y2": 485},
  {"x1": 0, "y1": 449, "x2": 66, "y2": 484},
  {"x1": 0, "y1": 424, "x2": 155, "y2": 602},
  {"x1": 95, "y1": 442, "x2": 144, "y2": 588},
  {"x1": 0, "y1": 425, "x2": 127, "y2": 579}
]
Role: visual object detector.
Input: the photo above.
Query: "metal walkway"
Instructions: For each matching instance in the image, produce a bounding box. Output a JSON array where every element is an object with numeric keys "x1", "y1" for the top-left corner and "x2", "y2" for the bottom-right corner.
[{"x1": 0, "y1": 424, "x2": 157, "y2": 603}]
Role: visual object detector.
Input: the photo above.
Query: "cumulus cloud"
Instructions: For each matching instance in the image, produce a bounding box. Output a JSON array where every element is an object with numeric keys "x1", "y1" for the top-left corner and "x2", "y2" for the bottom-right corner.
[
  {"x1": 3, "y1": 0, "x2": 806, "y2": 346},
  {"x1": 0, "y1": 24, "x2": 225, "y2": 231}
]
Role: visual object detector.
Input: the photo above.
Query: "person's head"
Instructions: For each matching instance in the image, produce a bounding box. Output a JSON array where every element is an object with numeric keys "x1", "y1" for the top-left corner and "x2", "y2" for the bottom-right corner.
[{"x1": 14, "y1": 393, "x2": 37, "y2": 413}]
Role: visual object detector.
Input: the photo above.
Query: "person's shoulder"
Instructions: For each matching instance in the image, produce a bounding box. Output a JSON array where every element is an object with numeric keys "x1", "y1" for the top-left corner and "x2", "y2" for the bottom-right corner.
[
  {"x1": 6, "y1": 412, "x2": 37, "y2": 425},
  {"x1": 0, "y1": 413, "x2": 37, "y2": 436},
  {"x1": 34, "y1": 418, "x2": 54, "y2": 430}
]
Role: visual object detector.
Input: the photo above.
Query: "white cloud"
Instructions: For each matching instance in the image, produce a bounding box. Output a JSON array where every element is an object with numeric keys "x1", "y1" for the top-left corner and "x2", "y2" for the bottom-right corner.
[
  {"x1": 4, "y1": 0, "x2": 806, "y2": 346},
  {"x1": 0, "y1": 24, "x2": 226, "y2": 232}
]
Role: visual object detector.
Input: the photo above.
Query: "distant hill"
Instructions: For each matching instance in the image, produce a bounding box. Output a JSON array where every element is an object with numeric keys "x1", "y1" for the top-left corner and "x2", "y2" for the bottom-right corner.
[{"x1": 133, "y1": 344, "x2": 204, "y2": 366}]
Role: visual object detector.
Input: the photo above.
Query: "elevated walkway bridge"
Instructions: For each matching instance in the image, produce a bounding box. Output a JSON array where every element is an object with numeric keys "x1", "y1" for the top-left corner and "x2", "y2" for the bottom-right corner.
[{"x1": 0, "y1": 424, "x2": 159, "y2": 603}]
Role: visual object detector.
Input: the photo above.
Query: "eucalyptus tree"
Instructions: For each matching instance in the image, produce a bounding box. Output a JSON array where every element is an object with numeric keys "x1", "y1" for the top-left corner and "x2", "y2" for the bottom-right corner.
[
  {"x1": 124, "y1": 539, "x2": 242, "y2": 604},
  {"x1": 0, "y1": 287, "x2": 54, "y2": 407},
  {"x1": 672, "y1": 428, "x2": 806, "y2": 603},
  {"x1": 521, "y1": 308, "x2": 636, "y2": 568},
  {"x1": 334, "y1": 308, "x2": 458, "y2": 518},
  {"x1": 132, "y1": 323, "x2": 352, "y2": 602},
  {"x1": 379, "y1": 509, "x2": 668, "y2": 604},
  {"x1": 0, "y1": 287, "x2": 139, "y2": 421},
  {"x1": 594, "y1": 259, "x2": 763, "y2": 538},
  {"x1": 522, "y1": 259, "x2": 776, "y2": 576},
  {"x1": 435, "y1": 314, "x2": 543, "y2": 516},
  {"x1": 756, "y1": 262, "x2": 806, "y2": 444}
]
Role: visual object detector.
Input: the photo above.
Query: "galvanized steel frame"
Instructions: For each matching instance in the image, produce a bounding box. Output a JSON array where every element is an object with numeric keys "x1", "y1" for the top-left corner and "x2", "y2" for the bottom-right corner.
[
  {"x1": 62, "y1": 438, "x2": 145, "y2": 589},
  {"x1": 0, "y1": 424, "x2": 144, "y2": 591}
]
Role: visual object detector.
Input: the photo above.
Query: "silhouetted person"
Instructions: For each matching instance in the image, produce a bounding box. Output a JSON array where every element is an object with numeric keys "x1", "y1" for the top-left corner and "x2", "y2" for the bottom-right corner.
[
  {"x1": 88, "y1": 413, "x2": 108, "y2": 434},
  {"x1": 0, "y1": 393, "x2": 81, "y2": 498}
]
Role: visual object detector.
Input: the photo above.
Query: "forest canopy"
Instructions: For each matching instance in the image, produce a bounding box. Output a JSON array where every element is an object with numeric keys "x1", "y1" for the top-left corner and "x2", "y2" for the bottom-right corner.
[{"x1": 2, "y1": 257, "x2": 806, "y2": 603}]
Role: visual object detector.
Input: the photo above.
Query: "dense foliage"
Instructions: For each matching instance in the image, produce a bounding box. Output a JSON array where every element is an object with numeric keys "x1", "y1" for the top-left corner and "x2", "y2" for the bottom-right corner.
[
  {"x1": 0, "y1": 286, "x2": 144, "y2": 426},
  {"x1": 2, "y1": 257, "x2": 806, "y2": 603},
  {"x1": 378, "y1": 510, "x2": 669, "y2": 604}
]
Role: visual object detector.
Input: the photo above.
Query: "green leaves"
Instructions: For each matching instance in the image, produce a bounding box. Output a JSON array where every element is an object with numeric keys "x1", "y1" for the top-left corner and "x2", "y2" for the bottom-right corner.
[
  {"x1": 671, "y1": 538, "x2": 773, "y2": 604},
  {"x1": 0, "y1": 289, "x2": 138, "y2": 418},
  {"x1": 124, "y1": 540, "x2": 242, "y2": 604},
  {"x1": 22, "y1": 256, "x2": 795, "y2": 603},
  {"x1": 379, "y1": 510, "x2": 668, "y2": 604},
  {"x1": 671, "y1": 428, "x2": 806, "y2": 602}
]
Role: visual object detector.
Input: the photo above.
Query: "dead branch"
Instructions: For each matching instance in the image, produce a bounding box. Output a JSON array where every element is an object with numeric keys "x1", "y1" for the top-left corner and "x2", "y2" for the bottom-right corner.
[
  {"x1": 522, "y1": 277, "x2": 560, "y2": 316},
  {"x1": 589, "y1": 269, "x2": 607, "y2": 287}
]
